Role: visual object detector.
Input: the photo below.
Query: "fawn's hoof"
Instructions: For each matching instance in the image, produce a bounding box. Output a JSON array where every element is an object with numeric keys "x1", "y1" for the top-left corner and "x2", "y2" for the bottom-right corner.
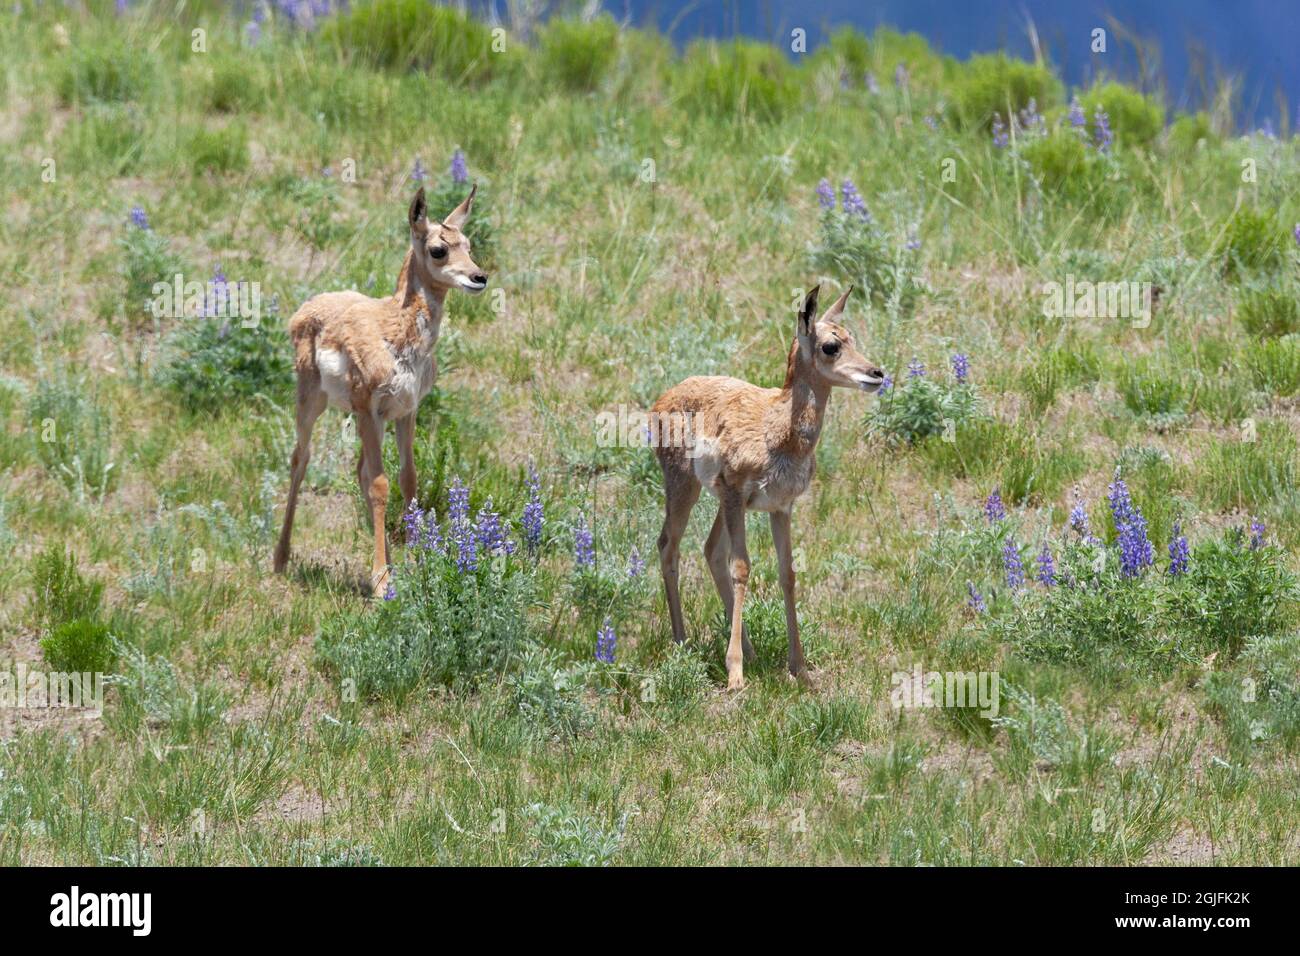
[
  {"x1": 726, "y1": 669, "x2": 746, "y2": 691},
  {"x1": 790, "y1": 667, "x2": 817, "y2": 691}
]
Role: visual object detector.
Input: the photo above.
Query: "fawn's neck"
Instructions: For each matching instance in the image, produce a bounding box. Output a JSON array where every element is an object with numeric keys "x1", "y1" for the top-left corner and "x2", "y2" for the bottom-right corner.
[
  {"x1": 773, "y1": 341, "x2": 832, "y2": 456},
  {"x1": 394, "y1": 249, "x2": 448, "y2": 349}
]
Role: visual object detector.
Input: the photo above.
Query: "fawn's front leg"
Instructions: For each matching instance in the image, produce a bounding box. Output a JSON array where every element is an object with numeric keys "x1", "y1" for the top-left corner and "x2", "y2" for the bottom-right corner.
[
  {"x1": 721, "y1": 488, "x2": 749, "y2": 690},
  {"x1": 395, "y1": 412, "x2": 419, "y2": 511},
  {"x1": 771, "y1": 508, "x2": 813, "y2": 688},
  {"x1": 356, "y1": 411, "x2": 390, "y2": 597}
]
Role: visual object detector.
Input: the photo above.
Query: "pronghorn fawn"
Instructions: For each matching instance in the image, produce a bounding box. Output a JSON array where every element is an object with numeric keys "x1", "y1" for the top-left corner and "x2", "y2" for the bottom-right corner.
[
  {"x1": 273, "y1": 185, "x2": 488, "y2": 594},
  {"x1": 651, "y1": 285, "x2": 885, "y2": 690}
]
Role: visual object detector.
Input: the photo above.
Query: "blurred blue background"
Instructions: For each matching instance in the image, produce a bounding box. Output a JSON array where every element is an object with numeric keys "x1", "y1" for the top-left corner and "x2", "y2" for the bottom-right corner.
[{"x1": 601, "y1": 0, "x2": 1298, "y2": 128}]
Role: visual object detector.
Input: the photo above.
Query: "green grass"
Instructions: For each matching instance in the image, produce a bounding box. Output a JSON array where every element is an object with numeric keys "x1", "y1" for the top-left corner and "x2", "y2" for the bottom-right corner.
[{"x1": 1, "y1": 2, "x2": 1298, "y2": 866}]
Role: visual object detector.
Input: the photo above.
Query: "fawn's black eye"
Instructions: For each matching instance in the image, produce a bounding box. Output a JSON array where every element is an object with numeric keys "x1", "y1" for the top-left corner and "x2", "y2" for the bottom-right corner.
[
  {"x1": 821, "y1": 341, "x2": 840, "y2": 357},
  {"x1": 429, "y1": 245, "x2": 448, "y2": 260}
]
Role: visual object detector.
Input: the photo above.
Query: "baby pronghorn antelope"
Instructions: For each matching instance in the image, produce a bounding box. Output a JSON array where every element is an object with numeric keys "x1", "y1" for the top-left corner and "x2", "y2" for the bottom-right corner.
[
  {"x1": 652, "y1": 285, "x2": 884, "y2": 690},
  {"x1": 273, "y1": 186, "x2": 488, "y2": 594}
]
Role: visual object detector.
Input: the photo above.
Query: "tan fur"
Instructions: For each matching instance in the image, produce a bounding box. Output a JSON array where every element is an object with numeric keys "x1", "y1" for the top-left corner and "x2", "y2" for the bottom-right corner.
[
  {"x1": 273, "y1": 186, "x2": 488, "y2": 594},
  {"x1": 651, "y1": 285, "x2": 884, "y2": 689}
]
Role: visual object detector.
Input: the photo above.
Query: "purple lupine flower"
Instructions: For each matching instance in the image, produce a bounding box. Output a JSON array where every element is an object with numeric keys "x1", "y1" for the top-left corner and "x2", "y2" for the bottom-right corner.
[
  {"x1": 447, "y1": 477, "x2": 477, "y2": 571},
  {"x1": 383, "y1": 581, "x2": 397, "y2": 601},
  {"x1": 627, "y1": 546, "x2": 645, "y2": 578},
  {"x1": 116, "y1": 0, "x2": 128, "y2": 13},
  {"x1": 905, "y1": 230, "x2": 922, "y2": 251},
  {"x1": 907, "y1": 359, "x2": 925, "y2": 379},
  {"x1": 1067, "y1": 489, "x2": 1098, "y2": 543},
  {"x1": 840, "y1": 179, "x2": 869, "y2": 220},
  {"x1": 991, "y1": 113, "x2": 1009, "y2": 149},
  {"x1": 1249, "y1": 517, "x2": 1266, "y2": 550},
  {"x1": 595, "y1": 618, "x2": 617, "y2": 664},
  {"x1": 985, "y1": 488, "x2": 1006, "y2": 523},
  {"x1": 924, "y1": 114, "x2": 938, "y2": 131},
  {"x1": 1094, "y1": 109, "x2": 1112, "y2": 152},
  {"x1": 1068, "y1": 96, "x2": 1086, "y2": 129},
  {"x1": 1003, "y1": 537, "x2": 1025, "y2": 590},
  {"x1": 475, "y1": 501, "x2": 515, "y2": 557},
  {"x1": 1294, "y1": 223, "x2": 1300, "y2": 247},
  {"x1": 1036, "y1": 544, "x2": 1056, "y2": 586},
  {"x1": 573, "y1": 514, "x2": 595, "y2": 570},
  {"x1": 402, "y1": 499, "x2": 426, "y2": 547},
  {"x1": 815, "y1": 178, "x2": 835, "y2": 210},
  {"x1": 410, "y1": 158, "x2": 427, "y2": 183},
  {"x1": 521, "y1": 464, "x2": 544, "y2": 555},
  {"x1": 1168, "y1": 522, "x2": 1189, "y2": 576},
  {"x1": 893, "y1": 62, "x2": 909, "y2": 90},
  {"x1": 245, "y1": 20, "x2": 261, "y2": 45},
  {"x1": 878, "y1": 373, "x2": 893, "y2": 392},
  {"x1": 966, "y1": 581, "x2": 987, "y2": 612},
  {"x1": 1018, "y1": 98, "x2": 1043, "y2": 134},
  {"x1": 201, "y1": 265, "x2": 229, "y2": 318},
  {"x1": 1107, "y1": 472, "x2": 1153, "y2": 577},
  {"x1": 128, "y1": 205, "x2": 149, "y2": 230},
  {"x1": 951, "y1": 353, "x2": 969, "y2": 384},
  {"x1": 448, "y1": 477, "x2": 470, "y2": 523},
  {"x1": 865, "y1": 72, "x2": 880, "y2": 95},
  {"x1": 449, "y1": 148, "x2": 468, "y2": 185}
]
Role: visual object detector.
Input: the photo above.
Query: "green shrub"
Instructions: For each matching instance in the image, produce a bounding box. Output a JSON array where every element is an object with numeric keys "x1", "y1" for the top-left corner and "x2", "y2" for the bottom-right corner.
[
  {"x1": 120, "y1": 216, "x2": 183, "y2": 324},
  {"x1": 40, "y1": 618, "x2": 116, "y2": 674},
  {"x1": 1237, "y1": 284, "x2": 1300, "y2": 338},
  {"x1": 673, "y1": 40, "x2": 802, "y2": 121},
  {"x1": 509, "y1": 645, "x2": 595, "y2": 739},
  {"x1": 1167, "y1": 112, "x2": 1216, "y2": 154},
  {"x1": 55, "y1": 36, "x2": 157, "y2": 103},
  {"x1": 646, "y1": 643, "x2": 710, "y2": 719},
  {"x1": 1205, "y1": 631, "x2": 1300, "y2": 748},
  {"x1": 869, "y1": 368, "x2": 979, "y2": 445},
  {"x1": 155, "y1": 315, "x2": 293, "y2": 414},
  {"x1": 62, "y1": 104, "x2": 148, "y2": 174},
  {"x1": 319, "y1": 0, "x2": 498, "y2": 82},
  {"x1": 1216, "y1": 209, "x2": 1286, "y2": 278},
  {"x1": 204, "y1": 57, "x2": 264, "y2": 113},
  {"x1": 1169, "y1": 536, "x2": 1299, "y2": 655},
  {"x1": 809, "y1": 195, "x2": 924, "y2": 308},
  {"x1": 186, "y1": 123, "x2": 249, "y2": 175},
  {"x1": 31, "y1": 546, "x2": 104, "y2": 630},
  {"x1": 316, "y1": 494, "x2": 536, "y2": 701},
  {"x1": 1079, "y1": 82, "x2": 1164, "y2": 147},
  {"x1": 1019, "y1": 343, "x2": 1102, "y2": 413},
  {"x1": 1022, "y1": 129, "x2": 1103, "y2": 196},
  {"x1": 537, "y1": 16, "x2": 620, "y2": 92},
  {"x1": 27, "y1": 378, "x2": 116, "y2": 499},
  {"x1": 1195, "y1": 422, "x2": 1297, "y2": 511},
  {"x1": 1244, "y1": 338, "x2": 1300, "y2": 396},
  {"x1": 951, "y1": 53, "x2": 1060, "y2": 130},
  {"x1": 1118, "y1": 356, "x2": 1190, "y2": 426}
]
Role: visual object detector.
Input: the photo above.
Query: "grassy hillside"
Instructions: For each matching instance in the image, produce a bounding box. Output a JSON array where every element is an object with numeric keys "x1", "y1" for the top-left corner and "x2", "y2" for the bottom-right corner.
[{"x1": 0, "y1": 1, "x2": 1298, "y2": 865}]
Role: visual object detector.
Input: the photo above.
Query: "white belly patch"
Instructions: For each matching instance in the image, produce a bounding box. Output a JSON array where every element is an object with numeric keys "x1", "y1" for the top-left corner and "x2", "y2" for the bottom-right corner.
[{"x1": 317, "y1": 347, "x2": 353, "y2": 412}]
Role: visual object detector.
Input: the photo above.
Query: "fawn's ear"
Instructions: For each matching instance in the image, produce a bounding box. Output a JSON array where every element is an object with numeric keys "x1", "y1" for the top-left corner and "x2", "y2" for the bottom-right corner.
[
  {"x1": 444, "y1": 183, "x2": 476, "y2": 230},
  {"x1": 798, "y1": 285, "x2": 821, "y2": 340},
  {"x1": 409, "y1": 187, "x2": 428, "y2": 233},
  {"x1": 822, "y1": 284, "x2": 853, "y2": 321}
]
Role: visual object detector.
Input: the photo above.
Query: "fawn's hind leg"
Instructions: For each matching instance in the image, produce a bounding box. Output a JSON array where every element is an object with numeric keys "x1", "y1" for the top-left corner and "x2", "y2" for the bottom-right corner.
[
  {"x1": 658, "y1": 469, "x2": 701, "y2": 644},
  {"x1": 704, "y1": 504, "x2": 754, "y2": 661},
  {"x1": 273, "y1": 382, "x2": 327, "y2": 574}
]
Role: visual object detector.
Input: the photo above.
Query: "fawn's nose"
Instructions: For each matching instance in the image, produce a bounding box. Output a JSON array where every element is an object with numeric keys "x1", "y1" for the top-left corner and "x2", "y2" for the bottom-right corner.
[
  {"x1": 868, "y1": 367, "x2": 885, "y2": 380},
  {"x1": 471, "y1": 272, "x2": 488, "y2": 286}
]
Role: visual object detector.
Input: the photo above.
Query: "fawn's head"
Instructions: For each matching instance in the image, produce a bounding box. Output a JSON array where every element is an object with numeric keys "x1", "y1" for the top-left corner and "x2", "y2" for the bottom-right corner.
[
  {"x1": 408, "y1": 186, "x2": 488, "y2": 294},
  {"x1": 795, "y1": 285, "x2": 886, "y2": 392}
]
